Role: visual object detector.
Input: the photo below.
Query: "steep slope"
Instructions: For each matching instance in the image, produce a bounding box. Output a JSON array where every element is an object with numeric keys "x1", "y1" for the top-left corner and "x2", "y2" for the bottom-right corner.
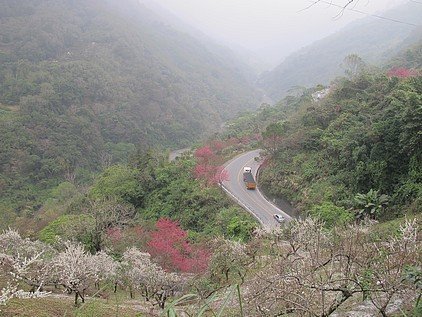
[
  {"x1": 258, "y1": 2, "x2": 422, "y2": 100},
  {"x1": 227, "y1": 42, "x2": 422, "y2": 216},
  {"x1": 0, "y1": 0, "x2": 259, "y2": 210}
]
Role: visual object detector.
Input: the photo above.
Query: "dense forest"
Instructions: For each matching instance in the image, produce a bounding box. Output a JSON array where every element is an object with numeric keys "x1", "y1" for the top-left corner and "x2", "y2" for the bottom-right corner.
[
  {"x1": 226, "y1": 43, "x2": 422, "y2": 225},
  {"x1": 258, "y1": 2, "x2": 422, "y2": 100},
  {"x1": 0, "y1": 0, "x2": 259, "y2": 213}
]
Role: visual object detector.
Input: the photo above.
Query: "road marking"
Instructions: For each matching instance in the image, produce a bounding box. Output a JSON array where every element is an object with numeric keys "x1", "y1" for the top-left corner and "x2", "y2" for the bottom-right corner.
[
  {"x1": 246, "y1": 160, "x2": 276, "y2": 218},
  {"x1": 223, "y1": 150, "x2": 292, "y2": 226},
  {"x1": 236, "y1": 155, "x2": 277, "y2": 221}
]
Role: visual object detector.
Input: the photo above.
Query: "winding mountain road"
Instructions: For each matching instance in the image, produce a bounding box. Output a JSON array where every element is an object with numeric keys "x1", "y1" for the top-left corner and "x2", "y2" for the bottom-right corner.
[{"x1": 221, "y1": 149, "x2": 292, "y2": 228}]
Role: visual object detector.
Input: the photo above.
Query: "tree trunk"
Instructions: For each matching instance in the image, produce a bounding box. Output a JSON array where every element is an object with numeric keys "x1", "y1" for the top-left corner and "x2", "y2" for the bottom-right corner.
[{"x1": 157, "y1": 293, "x2": 166, "y2": 310}]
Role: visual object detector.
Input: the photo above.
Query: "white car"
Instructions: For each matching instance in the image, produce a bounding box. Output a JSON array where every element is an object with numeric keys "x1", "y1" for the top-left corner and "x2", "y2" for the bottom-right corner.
[
  {"x1": 243, "y1": 166, "x2": 252, "y2": 173},
  {"x1": 273, "y1": 214, "x2": 285, "y2": 223}
]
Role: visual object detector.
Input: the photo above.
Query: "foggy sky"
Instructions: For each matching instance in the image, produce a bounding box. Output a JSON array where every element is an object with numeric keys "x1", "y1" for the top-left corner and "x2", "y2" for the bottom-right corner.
[{"x1": 149, "y1": 0, "x2": 408, "y2": 67}]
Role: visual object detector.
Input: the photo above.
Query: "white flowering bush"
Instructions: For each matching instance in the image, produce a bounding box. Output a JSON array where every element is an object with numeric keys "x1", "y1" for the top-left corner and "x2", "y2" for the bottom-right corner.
[
  {"x1": 243, "y1": 218, "x2": 421, "y2": 317},
  {"x1": 91, "y1": 250, "x2": 118, "y2": 290},
  {"x1": 121, "y1": 247, "x2": 181, "y2": 308},
  {"x1": 0, "y1": 229, "x2": 184, "y2": 309},
  {"x1": 0, "y1": 283, "x2": 50, "y2": 307},
  {"x1": 50, "y1": 241, "x2": 96, "y2": 305},
  {"x1": 0, "y1": 229, "x2": 51, "y2": 307}
]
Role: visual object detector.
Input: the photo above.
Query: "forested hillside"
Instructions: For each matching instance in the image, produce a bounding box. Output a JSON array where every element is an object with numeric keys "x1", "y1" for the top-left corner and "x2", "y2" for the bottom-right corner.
[
  {"x1": 227, "y1": 43, "x2": 422, "y2": 222},
  {"x1": 258, "y1": 2, "x2": 422, "y2": 100},
  {"x1": 0, "y1": 0, "x2": 259, "y2": 211}
]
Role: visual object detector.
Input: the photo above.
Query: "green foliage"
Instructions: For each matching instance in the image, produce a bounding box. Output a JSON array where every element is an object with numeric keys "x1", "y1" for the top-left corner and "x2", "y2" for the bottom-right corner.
[
  {"x1": 39, "y1": 214, "x2": 94, "y2": 245},
  {"x1": 90, "y1": 165, "x2": 141, "y2": 205},
  {"x1": 213, "y1": 208, "x2": 257, "y2": 242},
  {"x1": 39, "y1": 150, "x2": 257, "y2": 248},
  {"x1": 128, "y1": 152, "x2": 256, "y2": 238},
  {"x1": 50, "y1": 182, "x2": 79, "y2": 202},
  {"x1": 354, "y1": 189, "x2": 389, "y2": 220},
  {"x1": 104, "y1": 142, "x2": 136, "y2": 164},
  {"x1": 402, "y1": 266, "x2": 422, "y2": 316},
  {"x1": 368, "y1": 217, "x2": 403, "y2": 242},
  {"x1": 309, "y1": 202, "x2": 353, "y2": 228},
  {"x1": 0, "y1": 203, "x2": 17, "y2": 230},
  {"x1": 262, "y1": 121, "x2": 287, "y2": 153},
  {"x1": 403, "y1": 266, "x2": 422, "y2": 290},
  {"x1": 236, "y1": 59, "x2": 422, "y2": 218},
  {"x1": 387, "y1": 41, "x2": 422, "y2": 69},
  {"x1": 138, "y1": 157, "x2": 227, "y2": 233}
]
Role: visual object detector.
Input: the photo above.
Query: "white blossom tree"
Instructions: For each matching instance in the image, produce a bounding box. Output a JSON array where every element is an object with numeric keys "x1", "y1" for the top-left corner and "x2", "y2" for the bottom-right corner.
[
  {"x1": 91, "y1": 250, "x2": 117, "y2": 290},
  {"x1": 244, "y1": 218, "x2": 420, "y2": 316},
  {"x1": 360, "y1": 218, "x2": 421, "y2": 316},
  {"x1": 207, "y1": 239, "x2": 251, "y2": 285},
  {"x1": 51, "y1": 241, "x2": 95, "y2": 305},
  {"x1": 0, "y1": 228, "x2": 55, "y2": 290},
  {"x1": 0, "y1": 229, "x2": 51, "y2": 307},
  {"x1": 121, "y1": 247, "x2": 181, "y2": 309}
]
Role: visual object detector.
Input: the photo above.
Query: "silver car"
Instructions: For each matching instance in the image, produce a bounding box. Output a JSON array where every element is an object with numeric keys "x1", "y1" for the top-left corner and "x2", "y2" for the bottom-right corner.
[{"x1": 273, "y1": 214, "x2": 285, "y2": 223}]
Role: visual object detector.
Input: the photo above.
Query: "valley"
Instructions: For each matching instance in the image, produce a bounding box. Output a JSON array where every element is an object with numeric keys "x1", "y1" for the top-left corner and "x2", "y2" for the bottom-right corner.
[{"x1": 0, "y1": 0, "x2": 421, "y2": 316}]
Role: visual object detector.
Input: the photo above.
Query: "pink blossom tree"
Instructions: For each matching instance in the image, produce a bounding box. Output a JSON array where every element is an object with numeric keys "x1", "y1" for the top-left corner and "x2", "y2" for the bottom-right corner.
[
  {"x1": 387, "y1": 67, "x2": 419, "y2": 78},
  {"x1": 148, "y1": 219, "x2": 210, "y2": 273},
  {"x1": 194, "y1": 145, "x2": 229, "y2": 186}
]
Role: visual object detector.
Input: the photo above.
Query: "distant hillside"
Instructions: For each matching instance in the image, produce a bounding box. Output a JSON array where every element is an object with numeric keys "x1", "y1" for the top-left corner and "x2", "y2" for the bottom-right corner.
[
  {"x1": 0, "y1": 0, "x2": 259, "y2": 210},
  {"x1": 140, "y1": 0, "x2": 268, "y2": 76},
  {"x1": 387, "y1": 28, "x2": 422, "y2": 69},
  {"x1": 258, "y1": 2, "x2": 422, "y2": 100}
]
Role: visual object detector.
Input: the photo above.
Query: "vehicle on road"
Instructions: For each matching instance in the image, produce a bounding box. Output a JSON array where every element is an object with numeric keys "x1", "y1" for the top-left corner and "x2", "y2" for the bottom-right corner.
[
  {"x1": 243, "y1": 171, "x2": 256, "y2": 190},
  {"x1": 243, "y1": 166, "x2": 252, "y2": 173},
  {"x1": 273, "y1": 214, "x2": 285, "y2": 223}
]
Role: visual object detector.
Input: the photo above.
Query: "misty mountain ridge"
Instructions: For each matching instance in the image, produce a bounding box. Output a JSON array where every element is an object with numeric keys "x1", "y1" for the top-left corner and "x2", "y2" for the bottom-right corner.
[
  {"x1": 258, "y1": 2, "x2": 422, "y2": 100},
  {"x1": 138, "y1": 0, "x2": 268, "y2": 76}
]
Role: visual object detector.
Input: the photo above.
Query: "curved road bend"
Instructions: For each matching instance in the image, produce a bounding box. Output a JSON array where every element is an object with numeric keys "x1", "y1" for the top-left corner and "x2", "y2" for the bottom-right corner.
[{"x1": 221, "y1": 149, "x2": 292, "y2": 228}]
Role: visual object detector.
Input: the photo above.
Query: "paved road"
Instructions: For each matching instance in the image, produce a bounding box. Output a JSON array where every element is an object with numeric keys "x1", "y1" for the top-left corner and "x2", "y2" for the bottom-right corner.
[
  {"x1": 168, "y1": 148, "x2": 190, "y2": 161},
  {"x1": 221, "y1": 149, "x2": 292, "y2": 228}
]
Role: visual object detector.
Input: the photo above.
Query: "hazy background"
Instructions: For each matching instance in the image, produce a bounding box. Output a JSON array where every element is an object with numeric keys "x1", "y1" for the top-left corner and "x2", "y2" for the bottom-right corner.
[{"x1": 147, "y1": 0, "x2": 409, "y2": 67}]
